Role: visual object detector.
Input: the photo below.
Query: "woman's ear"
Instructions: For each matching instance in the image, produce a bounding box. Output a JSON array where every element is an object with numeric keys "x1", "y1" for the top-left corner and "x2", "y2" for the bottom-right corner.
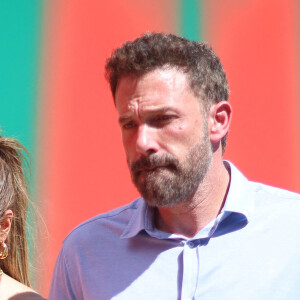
[
  {"x1": 208, "y1": 101, "x2": 232, "y2": 144},
  {"x1": 0, "y1": 209, "x2": 13, "y2": 241}
]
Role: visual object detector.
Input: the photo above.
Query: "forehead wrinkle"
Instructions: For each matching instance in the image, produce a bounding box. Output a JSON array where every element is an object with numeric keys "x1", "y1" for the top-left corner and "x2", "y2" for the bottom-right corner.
[
  {"x1": 117, "y1": 68, "x2": 193, "y2": 121},
  {"x1": 119, "y1": 104, "x2": 177, "y2": 125},
  {"x1": 139, "y1": 104, "x2": 176, "y2": 116},
  {"x1": 118, "y1": 96, "x2": 141, "y2": 124}
]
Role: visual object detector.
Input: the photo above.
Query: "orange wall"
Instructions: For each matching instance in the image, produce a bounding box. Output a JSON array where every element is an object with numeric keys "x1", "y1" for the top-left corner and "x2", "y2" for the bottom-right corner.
[
  {"x1": 38, "y1": 0, "x2": 177, "y2": 294},
  {"x1": 204, "y1": 0, "x2": 300, "y2": 190}
]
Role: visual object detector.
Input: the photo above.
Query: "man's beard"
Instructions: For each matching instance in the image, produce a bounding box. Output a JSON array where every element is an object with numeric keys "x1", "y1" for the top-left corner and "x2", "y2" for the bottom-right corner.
[{"x1": 129, "y1": 129, "x2": 212, "y2": 207}]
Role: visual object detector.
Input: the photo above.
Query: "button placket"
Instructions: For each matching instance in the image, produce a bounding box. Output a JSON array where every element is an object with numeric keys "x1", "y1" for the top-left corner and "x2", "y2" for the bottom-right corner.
[{"x1": 181, "y1": 241, "x2": 199, "y2": 300}]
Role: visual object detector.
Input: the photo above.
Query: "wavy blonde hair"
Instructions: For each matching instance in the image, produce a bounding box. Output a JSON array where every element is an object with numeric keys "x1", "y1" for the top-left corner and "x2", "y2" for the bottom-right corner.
[{"x1": 0, "y1": 136, "x2": 31, "y2": 286}]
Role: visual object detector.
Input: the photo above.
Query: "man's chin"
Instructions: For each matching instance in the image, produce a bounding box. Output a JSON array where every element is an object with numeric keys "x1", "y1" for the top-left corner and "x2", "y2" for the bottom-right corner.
[{"x1": 143, "y1": 194, "x2": 185, "y2": 208}]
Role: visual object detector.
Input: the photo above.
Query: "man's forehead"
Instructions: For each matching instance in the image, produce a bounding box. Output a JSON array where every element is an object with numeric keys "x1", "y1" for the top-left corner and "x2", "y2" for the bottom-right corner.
[
  {"x1": 115, "y1": 68, "x2": 204, "y2": 121},
  {"x1": 115, "y1": 68, "x2": 190, "y2": 99},
  {"x1": 116, "y1": 94, "x2": 179, "y2": 120}
]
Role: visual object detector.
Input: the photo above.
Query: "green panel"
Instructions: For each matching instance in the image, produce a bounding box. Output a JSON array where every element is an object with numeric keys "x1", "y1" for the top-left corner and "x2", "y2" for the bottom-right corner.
[
  {"x1": 0, "y1": 1, "x2": 42, "y2": 148},
  {"x1": 0, "y1": 0, "x2": 43, "y2": 286},
  {"x1": 178, "y1": 0, "x2": 203, "y2": 41}
]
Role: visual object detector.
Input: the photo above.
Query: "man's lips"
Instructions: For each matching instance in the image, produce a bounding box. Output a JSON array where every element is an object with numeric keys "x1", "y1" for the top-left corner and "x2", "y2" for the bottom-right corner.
[
  {"x1": 138, "y1": 165, "x2": 166, "y2": 172},
  {"x1": 130, "y1": 154, "x2": 179, "y2": 175}
]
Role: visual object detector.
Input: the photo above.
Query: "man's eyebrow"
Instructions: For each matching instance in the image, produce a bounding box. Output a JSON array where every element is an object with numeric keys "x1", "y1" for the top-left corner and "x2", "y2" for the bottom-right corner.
[
  {"x1": 118, "y1": 107, "x2": 177, "y2": 124},
  {"x1": 118, "y1": 114, "x2": 132, "y2": 124},
  {"x1": 143, "y1": 107, "x2": 178, "y2": 117}
]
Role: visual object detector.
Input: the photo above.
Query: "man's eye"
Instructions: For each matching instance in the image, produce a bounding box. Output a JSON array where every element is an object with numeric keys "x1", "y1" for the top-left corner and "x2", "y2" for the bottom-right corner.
[{"x1": 122, "y1": 121, "x2": 136, "y2": 129}]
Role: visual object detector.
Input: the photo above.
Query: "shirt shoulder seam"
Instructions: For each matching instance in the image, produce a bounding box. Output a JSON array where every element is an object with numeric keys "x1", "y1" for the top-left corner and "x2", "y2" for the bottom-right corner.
[{"x1": 63, "y1": 201, "x2": 140, "y2": 241}]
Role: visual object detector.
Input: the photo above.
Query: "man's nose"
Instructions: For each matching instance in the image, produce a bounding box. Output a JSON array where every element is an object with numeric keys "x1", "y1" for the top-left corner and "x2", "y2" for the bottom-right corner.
[{"x1": 135, "y1": 124, "x2": 158, "y2": 156}]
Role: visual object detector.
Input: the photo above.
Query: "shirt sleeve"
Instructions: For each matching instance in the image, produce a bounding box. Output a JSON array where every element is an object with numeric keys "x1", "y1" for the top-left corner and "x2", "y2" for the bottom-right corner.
[{"x1": 48, "y1": 246, "x2": 83, "y2": 300}]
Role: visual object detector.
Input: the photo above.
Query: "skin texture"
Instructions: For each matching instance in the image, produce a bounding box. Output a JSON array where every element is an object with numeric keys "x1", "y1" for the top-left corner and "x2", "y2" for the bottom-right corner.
[
  {"x1": 0, "y1": 274, "x2": 37, "y2": 299},
  {"x1": 0, "y1": 210, "x2": 13, "y2": 259},
  {"x1": 0, "y1": 209, "x2": 12, "y2": 234},
  {"x1": 115, "y1": 67, "x2": 232, "y2": 238}
]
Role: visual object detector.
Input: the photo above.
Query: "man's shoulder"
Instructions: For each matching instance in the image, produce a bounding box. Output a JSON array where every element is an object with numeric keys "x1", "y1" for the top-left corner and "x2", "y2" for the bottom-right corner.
[
  {"x1": 62, "y1": 198, "x2": 144, "y2": 246},
  {"x1": 228, "y1": 161, "x2": 300, "y2": 202},
  {"x1": 248, "y1": 181, "x2": 300, "y2": 222},
  {"x1": 226, "y1": 161, "x2": 300, "y2": 221},
  {"x1": 250, "y1": 181, "x2": 300, "y2": 202}
]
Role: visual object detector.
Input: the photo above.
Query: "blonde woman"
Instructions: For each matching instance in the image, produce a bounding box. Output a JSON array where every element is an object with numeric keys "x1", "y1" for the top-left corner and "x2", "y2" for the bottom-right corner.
[{"x1": 0, "y1": 136, "x2": 44, "y2": 299}]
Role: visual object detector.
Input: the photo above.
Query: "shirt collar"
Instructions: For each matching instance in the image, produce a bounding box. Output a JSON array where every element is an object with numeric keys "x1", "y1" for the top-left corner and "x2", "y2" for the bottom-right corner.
[
  {"x1": 221, "y1": 161, "x2": 255, "y2": 221},
  {"x1": 121, "y1": 161, "x2": 255, "y2": 239},
  {"x1": 120, "y1": 198, "x2": 148, "y2": 239}
]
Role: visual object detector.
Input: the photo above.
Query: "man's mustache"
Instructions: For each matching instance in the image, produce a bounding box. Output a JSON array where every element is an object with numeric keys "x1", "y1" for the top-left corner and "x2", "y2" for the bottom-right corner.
[{"x1": 130, "y1": 154, "x2": 179, "y2": 173}]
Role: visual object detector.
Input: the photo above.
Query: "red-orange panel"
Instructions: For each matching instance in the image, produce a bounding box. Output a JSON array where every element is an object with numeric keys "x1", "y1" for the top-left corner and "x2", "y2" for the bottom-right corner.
[
  {"x1": 203, "y1": 0, "x2": 300, "y2": 191},
  {"x1": 38, "y1": 0, "x2": 177, "y2": 294}
]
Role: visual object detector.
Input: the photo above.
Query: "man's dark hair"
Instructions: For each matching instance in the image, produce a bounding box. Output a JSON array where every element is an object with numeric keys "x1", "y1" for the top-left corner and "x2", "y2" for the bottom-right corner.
[{"x1": 105, "y1": 32, "x2": 229, "y2": 150}]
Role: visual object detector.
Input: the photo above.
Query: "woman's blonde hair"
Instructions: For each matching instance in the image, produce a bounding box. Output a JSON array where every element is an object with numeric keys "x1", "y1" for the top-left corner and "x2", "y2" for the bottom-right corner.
[{"x1": 0, "y1": 136, "x2": 31, "y2": 286}]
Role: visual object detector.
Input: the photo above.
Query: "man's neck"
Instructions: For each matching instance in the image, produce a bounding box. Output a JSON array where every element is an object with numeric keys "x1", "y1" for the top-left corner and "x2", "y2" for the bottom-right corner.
[{"x1": 155, "y1": 159, "x2": 230, "y2": 238}]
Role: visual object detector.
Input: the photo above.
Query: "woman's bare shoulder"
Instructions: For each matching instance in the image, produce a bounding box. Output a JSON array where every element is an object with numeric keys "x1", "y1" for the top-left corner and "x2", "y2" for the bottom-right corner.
[{"x1": 0, "y1": 274, "x2": 46, "y2": 300}]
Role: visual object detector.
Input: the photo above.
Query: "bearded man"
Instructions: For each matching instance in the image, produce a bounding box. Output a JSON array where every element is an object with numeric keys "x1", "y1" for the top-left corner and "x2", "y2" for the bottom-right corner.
[{"x1": 49, "y1": 33, "x2": 300, "y2": 300}]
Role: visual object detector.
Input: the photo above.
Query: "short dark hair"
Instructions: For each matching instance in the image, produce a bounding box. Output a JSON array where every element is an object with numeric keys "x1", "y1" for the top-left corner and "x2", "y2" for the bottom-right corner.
[{"x1": 105, "y1": 32, "x2": 229, "y2": 150}]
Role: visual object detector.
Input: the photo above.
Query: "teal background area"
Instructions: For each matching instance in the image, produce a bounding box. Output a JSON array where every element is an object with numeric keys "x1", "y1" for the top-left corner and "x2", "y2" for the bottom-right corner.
[
  {"x1": 0, "y1": 1, "x2": 42, "y2": 152},
  {"x1": 179, "y1": 0, "x2": 203, "y2": 41},
  {"x1": 0, "y1": 1, "x2": 43, "y2": 286}
]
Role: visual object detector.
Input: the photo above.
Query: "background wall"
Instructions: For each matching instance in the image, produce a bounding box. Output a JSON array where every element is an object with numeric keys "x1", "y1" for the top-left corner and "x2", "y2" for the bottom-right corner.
[{"x1": 0, "y1": 0, "x2": 299, "y2": 297}]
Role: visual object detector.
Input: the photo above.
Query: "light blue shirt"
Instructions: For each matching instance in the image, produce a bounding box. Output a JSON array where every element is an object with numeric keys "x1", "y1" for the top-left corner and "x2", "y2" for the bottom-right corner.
[{"x1": 49, "y1": 162, "x2": 300, "y2": 300}]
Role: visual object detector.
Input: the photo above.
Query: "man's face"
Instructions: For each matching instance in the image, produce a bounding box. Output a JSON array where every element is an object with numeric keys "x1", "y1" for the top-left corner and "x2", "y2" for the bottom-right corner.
[{"x1": 115, "y1": 68, "x2": 212, "y2": 207}]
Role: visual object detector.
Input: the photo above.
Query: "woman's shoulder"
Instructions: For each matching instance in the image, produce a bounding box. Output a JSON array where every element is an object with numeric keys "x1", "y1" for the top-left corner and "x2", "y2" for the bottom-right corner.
[{"x1": 0, "y1": 274, "x2": 46, "y2": 300}]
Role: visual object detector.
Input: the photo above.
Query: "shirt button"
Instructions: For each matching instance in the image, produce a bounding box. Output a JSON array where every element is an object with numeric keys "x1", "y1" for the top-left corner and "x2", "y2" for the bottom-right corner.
[{"x1": 187, "y1": 241, "x2": 195, "y2": 248}]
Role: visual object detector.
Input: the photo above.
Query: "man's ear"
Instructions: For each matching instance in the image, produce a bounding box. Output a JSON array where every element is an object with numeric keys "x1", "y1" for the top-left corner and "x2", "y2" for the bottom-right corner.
[
  {"x1": 208, "y1": 101, "x2": 232, "y2": 144},
  {"x1": 0, "y1": 209, "x2": 13, "y2": 241}
]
